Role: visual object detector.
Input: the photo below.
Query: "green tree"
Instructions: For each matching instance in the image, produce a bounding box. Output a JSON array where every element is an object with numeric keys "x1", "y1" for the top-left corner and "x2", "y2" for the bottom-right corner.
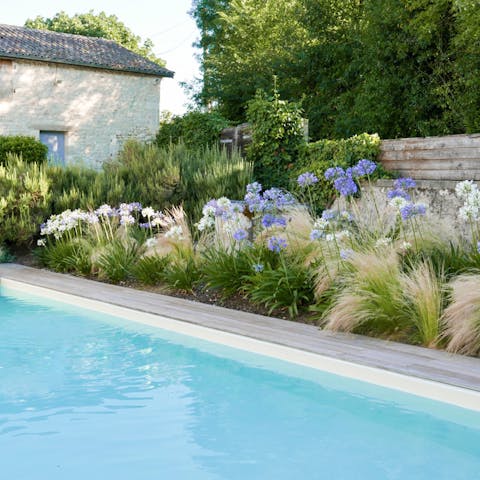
[
  {"x1": 25, "y1": 10, "x2": 165, "y2": 66},
  {"x1": 246, "y1": 82, "x2": 305, "y2": 188}
]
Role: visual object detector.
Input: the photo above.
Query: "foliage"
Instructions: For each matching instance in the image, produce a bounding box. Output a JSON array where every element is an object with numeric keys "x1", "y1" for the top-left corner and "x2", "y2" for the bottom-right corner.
[
  {"x1": 244, "y1": 254, "x2": 314, "y2": 318},
  {"x1": 292, "y1": 133, "x2": 383, "y2": 211},
  {"x1": 0, "y1": 136, "x2": 47, "y2": 165},
  {"x1": 25, "y1": 10, "x2": 165, "y2": 66},
  {"x1": 0, "y1": 154, "x2": 51, "y2": 245},
  {"x1": 156, "y1": 110, "x2": 229, "y2": 149},
  {"x1": 132, "y1": 255, "x2": 170, "y2": 285},
  {"x1": 174, "y1": 144, "x2": 253, "y2": 225},
  {"x1": 95, "y1": 239, "x2": 143, "y2": 283},
  {"x1": 0, "y1": 245, "x2": 14, "y2": 263},
  {"x1": 105, "y1": 140, "x2": 180, "y2": 210},
  {"x1": 161, "y1": 246, "x2": 200, "y2": 293},
  {"x1": 246, "y1": 84, "x2": 305, "y2": 189},
  {"x1": 190, "y1": 0, "x2": 480, "y2": 140}
]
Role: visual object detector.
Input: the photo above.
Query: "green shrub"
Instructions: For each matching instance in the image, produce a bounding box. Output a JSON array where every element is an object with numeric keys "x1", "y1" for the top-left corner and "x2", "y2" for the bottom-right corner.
[
  {"x1": 246, "y1": 83, "x2": 305, "y2": 189},
  {"x1": 95, "y1": 239, "x2": 143, "y2": 283},
  {"x1": 173, "y1": 144, "x2": 253, "y2": 225},
  {"x1": 132, "y1": 255, "x2": 170, "y2": 285},
  {"x1": 156, "y1": 110, "x2": 229, "y2": 149},
  {"x1": 244, "y1": 255, "x2": 314, "y2": 318},
  {"x1": 200, "y1": 247, "x2": 256, "y2": 298},
  {"x1": 0, "y1": 154, "x2": 51, "y2": 245},
  {"x1": 36, "y1": 238, "x2": 92, "y2": 275},
  {"x1": 292, "y1": 133, "x2": 383, "y2": 211},
  {"x1": 0, "y1": 136, "x2": 48, "y2": 165},
  {"x1": 0, "y1": 245, "x2": 14, "y2": 263},
  {"x1": 161, "y1": 247, "x2": 200, "y2": 292}
]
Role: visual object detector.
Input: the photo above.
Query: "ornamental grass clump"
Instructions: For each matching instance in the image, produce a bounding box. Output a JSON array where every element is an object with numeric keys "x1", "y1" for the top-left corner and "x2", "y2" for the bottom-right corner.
[
  {"x1": 401, "y1": 261, "x2": 444, "y2": 347},
  {"x1": 443, "y1": 275, "x2": 480, "y2": 356},
  {"x1": 323, "y1": 249, "x2": 409, "y2": 337}
]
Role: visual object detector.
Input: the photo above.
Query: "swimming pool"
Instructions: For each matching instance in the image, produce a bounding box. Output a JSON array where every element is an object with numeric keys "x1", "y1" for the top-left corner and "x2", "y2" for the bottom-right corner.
[{"x1": 1, "y1": 284, "x2": 480, "y2": 479}]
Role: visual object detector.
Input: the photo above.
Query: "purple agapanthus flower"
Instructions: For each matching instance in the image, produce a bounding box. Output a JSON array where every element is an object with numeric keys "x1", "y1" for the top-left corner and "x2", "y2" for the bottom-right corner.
[
  {"x1": 340, "y1": 249, "x2": 354, "y2": 260},
  {"x1": 310, "y1": 229, "x2": 324, "y2": 241},
  {"x1": 321, "y1": 209, "x2": 336, "y2": 221},
  {"x1": 246, "y1": 182, "x2": 262, "y2": 194},
  {"x1": 267, "y1": 236, "x2": 288, "y2": 253},
  {"x1": 252, "y1": 263, "x2": 264, "y2": 273},
  {"x1": 261, "y1": 214, "x2": 287, "y2": 228},
  {"x1": 400, "y1": 202, "x2": 427, "y2": 220},
  {"x1": 333, "y1": 175, "x2": 358, "y2": 196},
  {"x1": 233, "y1": 229, "x2": 248, "y2": 241},
  {"x1": 324, "y1": 166, "x2": 346, "y2": 181},
  {"x1": 352, "y1": 159, "x2": 377, "y2": 177},
  {"x1": 297, "y1": 172, "x2": 319, "y2": 187},
  {"x1": 394, "y1": 178, "x2": 416, "y2": 190},
  {"x1": 387, "y1": 188, "x2": 411, "y2": 201}
]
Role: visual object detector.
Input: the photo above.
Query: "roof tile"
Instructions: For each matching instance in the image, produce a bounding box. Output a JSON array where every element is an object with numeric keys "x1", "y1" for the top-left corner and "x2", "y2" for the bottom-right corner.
[{"x1": 0, "y1": 24, "x2": 174, "y2": 77}]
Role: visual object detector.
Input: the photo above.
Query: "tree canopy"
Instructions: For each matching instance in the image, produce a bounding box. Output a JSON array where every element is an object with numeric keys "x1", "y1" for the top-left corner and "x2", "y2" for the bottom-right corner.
[
  {"x1": 190, "y1": 0, "x2": 480, "y2": 140},
  {"x1": 25, "y1": 10, "x2": 166, "y2": 66}
]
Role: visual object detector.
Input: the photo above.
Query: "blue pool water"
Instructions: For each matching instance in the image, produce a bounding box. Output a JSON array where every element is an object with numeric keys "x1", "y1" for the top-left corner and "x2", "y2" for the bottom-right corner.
[{"x1": 1, "y1": 287, "x2": 480, "y2": 479}]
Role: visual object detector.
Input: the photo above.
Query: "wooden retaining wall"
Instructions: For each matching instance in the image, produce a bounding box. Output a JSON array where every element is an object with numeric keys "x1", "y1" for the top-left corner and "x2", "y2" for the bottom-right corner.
[
  {"x1": 219, "y1": 123, "x2": 252, "y2": 157},
  {"x1": 379, "y1": 134, "x2": 480, "y2": 181},
  {"x1": 219, "y1": 127, "x2": 480, "y2": 181}
]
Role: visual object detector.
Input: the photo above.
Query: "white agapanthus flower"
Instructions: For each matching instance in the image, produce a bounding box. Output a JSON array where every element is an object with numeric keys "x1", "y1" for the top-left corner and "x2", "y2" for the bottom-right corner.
[
  {"x1": 196, "y1": 216, "x2": 215, "y2": 232},
  {"x1": 458, "y1": 204, "x2": 479, "y2": 221},
  {"x1": 165, "y1": 225, "x2": 185, "y2": 240},
  {"x1": 389, "y1": 196, "x2": 408, "y2": 210},
  {"x1": 455, "y1": 180, "x2": 478, "y2": 199},
  {"x1": 145, "y1": 237, "x2": 157, "y2": 248},
  {"x1": 375, "y1": 237, "x2": 392, "y2": 247},
  {"x1": 216, "y1": 197, "x2": 231, "y2": 208},
  {"x1": 37, "y1": 238, "x2": 46, "y2": 247},
  {"x1": 142, "y1": 207, "x2": 155, "y2": 218},
  {"x1": 223, "y1": 212, "x2": 251, "y2": 235},
  {"x1": 313, "y1": 218, "x2": 329, "y2": 231}
]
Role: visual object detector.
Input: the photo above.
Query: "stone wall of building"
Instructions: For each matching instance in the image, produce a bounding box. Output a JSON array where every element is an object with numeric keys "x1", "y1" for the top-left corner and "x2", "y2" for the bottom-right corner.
[{"x1": 0, "y1": 58, "x2": 161, "y2": 167}]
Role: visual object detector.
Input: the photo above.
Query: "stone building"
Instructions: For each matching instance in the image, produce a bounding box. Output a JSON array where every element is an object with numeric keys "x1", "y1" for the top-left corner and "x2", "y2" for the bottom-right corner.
[{"x1": 0, "y1": 24, "x2": 174, "y2": 167}]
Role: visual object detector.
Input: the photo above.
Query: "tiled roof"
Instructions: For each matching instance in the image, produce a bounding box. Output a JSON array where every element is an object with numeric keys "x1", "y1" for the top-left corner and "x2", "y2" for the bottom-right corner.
[{"x1": 0, "y1": 24, "x2": 174, "y2": 77}]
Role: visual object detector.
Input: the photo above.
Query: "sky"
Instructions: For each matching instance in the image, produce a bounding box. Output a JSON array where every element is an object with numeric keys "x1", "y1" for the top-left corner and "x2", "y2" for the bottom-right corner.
[{"x1": 1, "y1": 0, "x2": 201, "y2": 115}]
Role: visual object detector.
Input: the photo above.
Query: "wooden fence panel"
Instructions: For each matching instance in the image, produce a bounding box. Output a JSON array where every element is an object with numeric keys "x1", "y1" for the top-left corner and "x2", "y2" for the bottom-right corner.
[{"x1": 380, "y1": 134, "x2": 480, "y2": 180}]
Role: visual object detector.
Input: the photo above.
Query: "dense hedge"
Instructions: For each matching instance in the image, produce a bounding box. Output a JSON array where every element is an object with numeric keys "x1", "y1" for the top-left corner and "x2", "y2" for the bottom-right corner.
[
  {"x1": 0, "y1": 136, "x2": 48, "y2": 165},
  {"x1": 291, "y1": 133, "x2": 384, "y2": 210},
  {"x1": 156, "y1": 110, "x2": 229, "y2": 149}
]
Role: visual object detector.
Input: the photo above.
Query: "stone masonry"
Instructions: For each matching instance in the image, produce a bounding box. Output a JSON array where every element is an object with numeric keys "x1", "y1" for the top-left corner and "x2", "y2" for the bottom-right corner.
[{"x1": 0, "y1": 58, "x2": 162, "y2": 167}]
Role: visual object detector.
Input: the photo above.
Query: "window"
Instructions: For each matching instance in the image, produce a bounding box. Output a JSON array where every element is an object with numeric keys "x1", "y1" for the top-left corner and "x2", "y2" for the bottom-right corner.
[{"x1": 39, "y1": 131, "x2": 65, "y2": 165}]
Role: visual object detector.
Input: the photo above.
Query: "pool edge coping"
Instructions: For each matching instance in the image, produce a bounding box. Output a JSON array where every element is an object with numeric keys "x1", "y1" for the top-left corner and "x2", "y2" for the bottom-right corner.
[{"x1": 1, "y1": 265, "x2": 480, "y2": 412}]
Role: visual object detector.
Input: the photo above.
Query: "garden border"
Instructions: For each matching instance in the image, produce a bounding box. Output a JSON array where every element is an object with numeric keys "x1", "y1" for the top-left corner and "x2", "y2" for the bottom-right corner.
[{"x1": 1, "y1": 263, "x2": 479, "y2": 411}]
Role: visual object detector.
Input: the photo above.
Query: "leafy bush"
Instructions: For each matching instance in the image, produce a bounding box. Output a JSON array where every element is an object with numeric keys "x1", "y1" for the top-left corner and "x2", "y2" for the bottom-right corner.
[
  {"x1": 246, "y1": 83, "x2": 305, "y2": 189},
  {"x1": 0, "y1": 136, "x2": 48, "y2": 165},
  {"x1": 244, "y1": 253, "x2": 314, "y2": 318},
  {"x1": 0, "y1": 154, "x2": 51, "y2": 245},
  {"x1": 132, "y1": 255, "x2": 170, "y2": 285},
  {"x1": 0, "y1": 245, "x2": 14, "y2": 263},
  {"x1": 156, "y1": 110, "x2": 229, "y2": 148},
  {"x1": 292, "y1": 133, "x2": 383, "y2": 211},
  {"x1": 95, "y1": 239, "x2": 143, "y2": 283}
]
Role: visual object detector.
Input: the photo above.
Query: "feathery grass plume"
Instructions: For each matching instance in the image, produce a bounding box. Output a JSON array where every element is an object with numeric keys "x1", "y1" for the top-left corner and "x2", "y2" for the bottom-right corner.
[
  {"x1": 443, "y1": 275, "x2": 480, "y2": 356},
  {"x1": 324, "y1": 248, "x2": 408, "y2": 336},
  {"x1": 402, "y1": 261, "x2": 443, "y2": 347}
]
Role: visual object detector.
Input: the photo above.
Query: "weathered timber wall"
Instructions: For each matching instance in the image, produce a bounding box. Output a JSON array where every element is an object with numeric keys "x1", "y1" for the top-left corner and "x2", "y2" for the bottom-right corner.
[
  {"x1": 219, "y1": 123, "x2": 251, "y2": 156},
  {"x1": 380, "y1": 134, "x2": 480, "y2": 181}
]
